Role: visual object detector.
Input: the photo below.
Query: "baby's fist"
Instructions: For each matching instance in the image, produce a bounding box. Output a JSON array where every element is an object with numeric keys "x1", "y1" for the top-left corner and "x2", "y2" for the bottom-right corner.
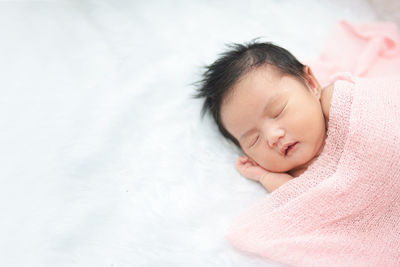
[{"x1": 235, "y1": 156, "x2": 270, "y2": 182}]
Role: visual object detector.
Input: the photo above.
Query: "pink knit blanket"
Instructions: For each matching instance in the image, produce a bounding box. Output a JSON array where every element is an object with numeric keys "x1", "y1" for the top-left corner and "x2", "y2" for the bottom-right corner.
[{"x1": 227, "y1": 21, "x2": 400, "y2": 266}]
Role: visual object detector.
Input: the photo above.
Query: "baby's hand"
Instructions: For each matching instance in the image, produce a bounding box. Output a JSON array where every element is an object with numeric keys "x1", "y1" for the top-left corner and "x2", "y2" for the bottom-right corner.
[
  {"x1": 235, "y1": 156, "x2": 294, "y2": 192},
  {"x1": 235, "y1": 156, "x2": 271, "y2": 182}
]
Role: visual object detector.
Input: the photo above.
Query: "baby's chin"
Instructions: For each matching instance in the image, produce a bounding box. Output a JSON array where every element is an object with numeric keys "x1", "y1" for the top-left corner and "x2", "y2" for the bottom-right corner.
[{"x1": 287, "y1": 152, "x2": 320, "y2": 175}]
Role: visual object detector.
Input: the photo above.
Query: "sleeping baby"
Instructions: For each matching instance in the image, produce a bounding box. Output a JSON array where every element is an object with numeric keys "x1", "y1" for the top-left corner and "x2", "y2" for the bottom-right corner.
[
  {"x1": 195, "y1": 41, "x2": 333, "y2": 192},
  {"x1": 195, "y1": 22, "x2": 400, "y2": 265}
]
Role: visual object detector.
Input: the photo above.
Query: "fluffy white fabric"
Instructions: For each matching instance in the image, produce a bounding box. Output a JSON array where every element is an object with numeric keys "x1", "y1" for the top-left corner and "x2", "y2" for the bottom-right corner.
[{"x1": 0, "y1": 1, "x2": 376, "y2": 266}]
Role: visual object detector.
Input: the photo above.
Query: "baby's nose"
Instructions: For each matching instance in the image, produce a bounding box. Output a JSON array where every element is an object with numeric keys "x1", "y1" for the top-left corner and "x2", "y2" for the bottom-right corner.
[{"x1": 267, "y1": 128, "x2": 285, "y2": 148}]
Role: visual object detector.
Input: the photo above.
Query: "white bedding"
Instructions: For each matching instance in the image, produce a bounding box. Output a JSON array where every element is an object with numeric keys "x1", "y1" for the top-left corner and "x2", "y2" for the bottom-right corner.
[{"x1": 0, "y1": 1, "x2": 377, "y2": 266}]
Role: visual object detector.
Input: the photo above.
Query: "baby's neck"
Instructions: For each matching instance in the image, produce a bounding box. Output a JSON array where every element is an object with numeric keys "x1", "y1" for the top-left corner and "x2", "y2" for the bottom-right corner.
[{"x1": 288, "y1": 168, "x2": 306, "y2": 177}]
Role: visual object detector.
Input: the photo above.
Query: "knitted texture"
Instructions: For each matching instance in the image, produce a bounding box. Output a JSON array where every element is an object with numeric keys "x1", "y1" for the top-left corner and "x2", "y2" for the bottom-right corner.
[{"x1": 227, "y1": 21, "x2": 400, "y2": 266}]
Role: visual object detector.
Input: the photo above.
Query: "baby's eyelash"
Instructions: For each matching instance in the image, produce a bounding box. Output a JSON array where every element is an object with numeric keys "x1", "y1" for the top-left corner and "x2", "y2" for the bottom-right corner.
[
  {"x1": 274, "y1": 105, "x2": 286, "y2": 118},
  {"x1": 250, "y1": 135, "x2": 259, "y2": 147}
]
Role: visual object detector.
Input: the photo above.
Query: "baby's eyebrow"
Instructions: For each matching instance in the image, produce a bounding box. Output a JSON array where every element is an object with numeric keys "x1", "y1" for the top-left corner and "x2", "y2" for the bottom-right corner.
[
  {"x1": 262, "y1": 93, "x2": 280, "y2": 114},
  {"x1": 239, "y1": 93, "x2": 280, "y2": 141}
]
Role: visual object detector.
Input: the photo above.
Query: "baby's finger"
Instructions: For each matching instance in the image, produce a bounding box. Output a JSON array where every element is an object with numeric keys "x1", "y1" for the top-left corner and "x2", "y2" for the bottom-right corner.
[
  {"x1": 235, "y1": 156, "x2": 247, "y2": 167},
  {"x1": 236, "y1": 162, "x2": 252, "y2": 174},
  {"x1": 238, "y1": 156, "x2": 248, "y2": 163},
  {"x1": 234, "y1": 159, "x2": 243, "y2": 171}
]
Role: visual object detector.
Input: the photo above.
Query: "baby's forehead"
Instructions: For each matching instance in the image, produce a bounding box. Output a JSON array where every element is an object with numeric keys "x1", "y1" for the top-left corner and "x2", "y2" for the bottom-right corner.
[{"x1": 222, "y1": 64, "x2": 285, "y2": 105}]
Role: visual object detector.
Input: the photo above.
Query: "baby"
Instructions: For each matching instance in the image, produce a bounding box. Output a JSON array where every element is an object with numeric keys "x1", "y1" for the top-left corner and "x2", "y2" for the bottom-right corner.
[{"x1": 195, "y1": 42, "x2": 333, "y2": 192}]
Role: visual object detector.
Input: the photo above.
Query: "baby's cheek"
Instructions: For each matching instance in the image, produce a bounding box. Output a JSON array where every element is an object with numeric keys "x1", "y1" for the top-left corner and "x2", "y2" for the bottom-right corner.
[{"x1": 255, "y1": 155, "x2": 272, "y2": 171}]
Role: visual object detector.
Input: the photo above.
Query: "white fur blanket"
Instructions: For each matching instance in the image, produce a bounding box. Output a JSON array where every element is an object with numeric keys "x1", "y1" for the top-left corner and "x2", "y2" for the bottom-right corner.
[{"x1": 0, "y1": 1, "x2": 379, "y2": 266}]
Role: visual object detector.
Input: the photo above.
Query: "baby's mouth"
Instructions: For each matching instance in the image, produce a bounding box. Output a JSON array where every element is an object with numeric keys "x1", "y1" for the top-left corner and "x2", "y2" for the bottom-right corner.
[{"x1": 285, "y1": 142, "x2": 298, "y2": 156}]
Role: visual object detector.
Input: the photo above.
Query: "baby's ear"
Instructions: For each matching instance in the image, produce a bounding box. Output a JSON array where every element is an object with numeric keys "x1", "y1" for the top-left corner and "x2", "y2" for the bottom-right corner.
[{"x1": 303, "y1": 65, "x2": 322, "y2": 98}]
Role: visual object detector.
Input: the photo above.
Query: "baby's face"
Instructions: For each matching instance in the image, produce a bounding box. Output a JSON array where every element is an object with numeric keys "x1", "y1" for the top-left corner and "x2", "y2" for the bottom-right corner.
[{"x1": 220, "y1": 65, "x2": 326, "y2": 173}]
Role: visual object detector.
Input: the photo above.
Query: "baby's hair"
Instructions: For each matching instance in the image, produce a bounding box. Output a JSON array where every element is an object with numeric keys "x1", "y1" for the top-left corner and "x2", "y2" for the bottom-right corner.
[{"x1": 194, "y1": 40, "x2": 305, "y2": 148}]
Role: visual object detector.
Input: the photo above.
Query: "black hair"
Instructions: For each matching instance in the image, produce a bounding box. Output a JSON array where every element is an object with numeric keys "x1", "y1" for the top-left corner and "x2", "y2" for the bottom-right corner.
[{"x1": 194, "y1": 41, "x2": 305, "y2": 148}]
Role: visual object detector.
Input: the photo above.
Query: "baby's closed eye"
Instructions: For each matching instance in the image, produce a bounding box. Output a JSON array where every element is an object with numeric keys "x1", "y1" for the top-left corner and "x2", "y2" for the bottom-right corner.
[{"x1": 250, "y1": 135, "x2": 259, "y2": 147}]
